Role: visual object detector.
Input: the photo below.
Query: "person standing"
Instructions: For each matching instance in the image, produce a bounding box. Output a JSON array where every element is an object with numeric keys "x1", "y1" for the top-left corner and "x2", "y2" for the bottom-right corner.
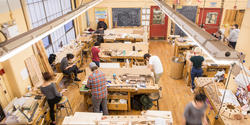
[
  {"x1": 183, "y1": 93, "x2": 208, "y2": 125},
  {"x1": 227, "y1": 24, "x2": 240, "y2": 49},
  {"x1": 60, "y1": 53, "x2": 83, "y2": 81},
  {"x1": 95, "y1": 19, "x2": 107, "y2": 43},
  {"x1": 190, "y1": 50, "x2": 204, "y2": 93},
  {"x1": 87, "y1": 62, "x2": 108, "y2": 115},
  {"x1": 40, "y1": 72, "x2": 66, "y2": 125},
  {"x1": 91, "y1": 42, "x2": 101, "y2": 67},
  {"x1": 144, "y1": 53, "x2": 163, "y2": 85}
]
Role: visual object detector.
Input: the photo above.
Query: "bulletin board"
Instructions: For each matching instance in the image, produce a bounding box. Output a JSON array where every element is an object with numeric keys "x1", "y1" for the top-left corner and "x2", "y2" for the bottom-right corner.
[
  {"x1": 112, "y1": 8, "x2": 141, "y2": 27},
  {"x1": 174, "y1": 6, "x2": 198, "y2": 36}
]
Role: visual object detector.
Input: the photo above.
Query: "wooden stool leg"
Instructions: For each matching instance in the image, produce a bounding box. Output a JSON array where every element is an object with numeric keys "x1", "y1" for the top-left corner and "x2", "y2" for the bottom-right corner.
[
  {"x1": 67, "y1": 100, "x2": 73, "y2": 114},
  {"x1": 157, "y1": 100, "x2": 159, "y2": 110},
  {"x1": 65, "y1": 104, "x2": 69, "y2": 116}
]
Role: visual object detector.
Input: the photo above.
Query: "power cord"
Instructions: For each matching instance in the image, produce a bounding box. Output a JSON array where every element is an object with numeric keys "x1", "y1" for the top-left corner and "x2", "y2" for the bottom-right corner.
[{"x1": 215, "y1": 63, "x2": 235, "y2": 119}]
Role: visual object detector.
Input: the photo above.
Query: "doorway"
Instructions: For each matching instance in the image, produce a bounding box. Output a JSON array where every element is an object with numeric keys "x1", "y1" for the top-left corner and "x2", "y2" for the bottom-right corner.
[{"x1": 150, "y1": 6, "x2": 168, "y2": 39}]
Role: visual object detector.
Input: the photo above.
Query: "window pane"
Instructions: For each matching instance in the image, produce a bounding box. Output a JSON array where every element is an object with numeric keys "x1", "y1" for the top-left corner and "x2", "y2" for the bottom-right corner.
[
  {"x1": 42, "y1": 36, "x2": 50, "y2": 48},
  {"x1": 64, "y1": 21, "x2": 73, "y2": 32},
  {"x1": 153, "y1": 8, "x2": 165, "y2": 24},
  {"x1": 205, "y1": 12, "x2": 218, "y2": 24}
]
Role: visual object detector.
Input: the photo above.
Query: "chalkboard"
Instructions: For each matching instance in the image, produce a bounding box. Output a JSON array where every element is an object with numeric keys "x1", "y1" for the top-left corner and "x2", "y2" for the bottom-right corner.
[
  {"x1": 112, "y1": 8, "x2": 141, "y2": 27},
  {"x1": 174, "y1": 6, "x2": 197, "y2": 36}
]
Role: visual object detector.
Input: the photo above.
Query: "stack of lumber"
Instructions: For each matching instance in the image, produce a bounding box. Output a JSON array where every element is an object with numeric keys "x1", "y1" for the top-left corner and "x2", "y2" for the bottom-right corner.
[
  {"x1": 62, "y1": 111, "x2": 173, "y2": 125},
  {"x1": 25, "y1": 55, "x2": 44, "y2": 87}
]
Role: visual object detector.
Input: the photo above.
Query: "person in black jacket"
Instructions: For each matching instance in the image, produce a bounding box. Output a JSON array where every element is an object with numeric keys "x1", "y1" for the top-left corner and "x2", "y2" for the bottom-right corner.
[{"x1": 95, "y1": 19, "x2": 107, "y2": 43}]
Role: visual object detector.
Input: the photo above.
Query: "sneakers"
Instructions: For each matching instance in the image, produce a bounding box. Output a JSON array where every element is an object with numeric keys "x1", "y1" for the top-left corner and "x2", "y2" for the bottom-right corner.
[
  {"x1": 190, "y1": 88, "x2": 194, "y2": 93},
  {"x1": 74, "y1": 78, "x2": 81, "y2": 81},
  {"x1": 77, "y1": 70, "x2": 83, "y2": 73}
]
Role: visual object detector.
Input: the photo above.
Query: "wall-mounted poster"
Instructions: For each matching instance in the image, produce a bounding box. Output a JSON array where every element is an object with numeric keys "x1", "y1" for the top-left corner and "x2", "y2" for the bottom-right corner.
[{"x1": 95, "y1": 8, "x2": 108, "y2": 23}]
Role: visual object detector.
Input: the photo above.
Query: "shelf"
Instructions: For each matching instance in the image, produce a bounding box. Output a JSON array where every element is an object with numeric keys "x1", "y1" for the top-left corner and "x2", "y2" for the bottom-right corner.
[{"x1": 108, "y1": 103, "x2": 128, "y2": 111}]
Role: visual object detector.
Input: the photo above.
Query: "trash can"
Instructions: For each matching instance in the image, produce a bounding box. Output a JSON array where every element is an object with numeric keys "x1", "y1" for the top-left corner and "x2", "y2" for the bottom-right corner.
[{"x1": 170, "y1": 56, "x2": 185, "y2": 79}]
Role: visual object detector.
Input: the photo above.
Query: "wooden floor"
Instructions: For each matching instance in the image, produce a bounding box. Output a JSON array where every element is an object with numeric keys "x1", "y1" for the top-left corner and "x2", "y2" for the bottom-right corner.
[{"x1": 58, "y1": 41, "x2": 194, "y2": 125}]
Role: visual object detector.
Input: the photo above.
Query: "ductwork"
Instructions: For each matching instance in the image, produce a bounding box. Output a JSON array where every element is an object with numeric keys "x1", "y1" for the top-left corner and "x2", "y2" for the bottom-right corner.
[
  {"x1": 0, "y1": 0, "x2": 103, "y2": 62},
  {"x1": 153, "y1": 0, "x2": 243, "y2": 64}
]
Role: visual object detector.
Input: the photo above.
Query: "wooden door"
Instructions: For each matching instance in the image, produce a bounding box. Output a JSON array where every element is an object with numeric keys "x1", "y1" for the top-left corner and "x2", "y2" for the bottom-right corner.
[
  {"x1": 0, "y1": 76, "x2": 12, "y2": 107},
  {"x1": 150, "y1": 6, "x2": 168, "y2": 39},
  {"x1": 198, "y1": 8, "x2": 222, "y2": 34},
  {"x1": 223, "y1": 9, "x2": 245, "y2": 28}
]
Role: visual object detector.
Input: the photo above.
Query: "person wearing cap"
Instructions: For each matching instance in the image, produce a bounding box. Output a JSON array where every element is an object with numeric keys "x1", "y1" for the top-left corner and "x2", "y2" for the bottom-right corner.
[
  {"x1": 144, "y1": 53, "x2": 163, "y2": 85},
  {"x1": 190, "y1": 48, "x2": 204, "y2": 93},
  {"x1": 91, "y1": 42, "x2": 101, "y2": 67},
  {"x1": 86, "y1": 62, "x2": 108, "y2": 115}
]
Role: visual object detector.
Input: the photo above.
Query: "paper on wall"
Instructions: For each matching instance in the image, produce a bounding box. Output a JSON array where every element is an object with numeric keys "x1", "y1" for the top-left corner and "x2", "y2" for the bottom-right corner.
[
  {"x1": 20, "y1": 68, "x2": 29, "y2": 80},
  {"x1": 219, "y1": 89, "x2": 240, "y2": 106},
  {"x1": 142, "y1": 8, "x2": 146, "y2": 14}
]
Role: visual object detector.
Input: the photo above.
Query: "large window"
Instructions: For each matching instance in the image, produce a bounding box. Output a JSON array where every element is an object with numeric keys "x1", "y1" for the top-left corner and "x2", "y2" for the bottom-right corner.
[{"x1": 26, "y1": 0, "x2": 76, "y2": 55}]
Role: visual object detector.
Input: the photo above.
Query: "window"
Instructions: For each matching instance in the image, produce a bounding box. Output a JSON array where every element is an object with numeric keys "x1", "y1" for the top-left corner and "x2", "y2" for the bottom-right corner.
[
  {"x1": 26, "y1": 0, "x2": 76, "y2": 55},
  {"x1": 64, "y1": 21, "x2": 74, "y2": 32},
  {"x1": 153, "y1": 8, "x2": 165, "y2": 24},
  {"x1": 42, "y1": 36, "x2": 51, "y2": 48},
  {"x1": 205, "y1": 12, "x2": 218, "y2": 24}
]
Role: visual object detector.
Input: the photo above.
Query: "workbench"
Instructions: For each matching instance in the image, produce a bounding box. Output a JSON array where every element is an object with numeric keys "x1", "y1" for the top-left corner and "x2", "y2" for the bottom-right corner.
[
  {"x1": 1, "y1": 73, "x2": 63, "y2": 125},
  {"x1": 183, "y1": 51, "x2": 230, "y2": 86},
  {"x1": 80, "y1": 67, "x2": 159, "y2": 111},
  {"x1": 173, "y1": 39, "x2": 196, "y2": 57},
  {"x1": 194, "y1": 77, "x2": 250, "y2": 125},
  {"x1": 103, "y1": 27, "x2": 146, "y2": 43},
  {"x1": 100, "y1": 43, "x2": 148, "y2": 67},
  {"x1": 62, "y1": 111, "x2": 173, "y2": 125}
]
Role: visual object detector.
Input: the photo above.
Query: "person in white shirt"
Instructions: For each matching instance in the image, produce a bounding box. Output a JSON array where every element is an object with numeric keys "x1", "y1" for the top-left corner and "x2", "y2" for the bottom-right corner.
[
  {"x1": 227, "y1": 24, "x2": 240, "y2": 49},
  {"x1": 144, "y1": 53, "x2": 163, "y2": 85}
]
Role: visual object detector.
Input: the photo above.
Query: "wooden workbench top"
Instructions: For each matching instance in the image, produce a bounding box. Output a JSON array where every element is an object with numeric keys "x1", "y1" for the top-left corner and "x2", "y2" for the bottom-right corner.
[
  {"x1": 197, "y1": 78, "x2": 250, "y2": 125},
  {"x1": 82, "y1": 67, "x2": 158, "y2": 93}
]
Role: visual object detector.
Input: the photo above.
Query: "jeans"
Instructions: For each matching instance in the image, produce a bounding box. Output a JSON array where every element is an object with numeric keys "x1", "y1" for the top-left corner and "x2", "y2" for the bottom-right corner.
[
  {"x1": 47, "y1": 96, "x2": 62, "y2": 122},
  {"x1": 229, "y1": 41, "x2": 236, "y2": 49},
  {"x1": 93, "y1": 61, "x2": 100, "y2": 67},
  {"x1": 191, "y1": 67, "x2": 203, "y2": 90},
  {"x1": 63, "y1": 65, "x2": 79, "y2": 78},
  {"x1": 92, "y1": 96, "x2": 109, "y2": 115},
  {"x1": 154, "y1": 73, "x2": 163, "y2": 85}
]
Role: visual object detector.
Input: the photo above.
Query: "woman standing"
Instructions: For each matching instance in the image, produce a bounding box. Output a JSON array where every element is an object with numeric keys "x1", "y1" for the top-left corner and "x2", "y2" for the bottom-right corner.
[{"x1": 40, "y1": 72, "x2": 66, "y2": 125}]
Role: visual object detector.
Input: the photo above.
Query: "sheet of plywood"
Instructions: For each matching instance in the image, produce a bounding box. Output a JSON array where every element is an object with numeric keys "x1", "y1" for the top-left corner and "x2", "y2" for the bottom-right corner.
[
  {"x1": 25, "y1": 55, "x2": 44, "y2": 87},
  {"x1": 35, "y1": 41, "x2": 54, "y2": 76}
]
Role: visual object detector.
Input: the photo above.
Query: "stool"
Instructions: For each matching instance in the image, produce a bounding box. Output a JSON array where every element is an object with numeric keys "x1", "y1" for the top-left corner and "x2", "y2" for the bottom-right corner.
[
  {"x1": 148, "y1": 92, "x2": 160, "y2": 110},
  {"x1": 56, "y1": 96, "x2": 73, "y2": 118}
]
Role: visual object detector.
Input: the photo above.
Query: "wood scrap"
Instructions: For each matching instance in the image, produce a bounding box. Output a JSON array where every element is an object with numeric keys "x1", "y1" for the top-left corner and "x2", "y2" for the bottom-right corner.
[
  {"x1": 35, "y1": 41, "x2": 54, "y2": 76},
  {"x1": 220, "y1": 103, "x2": 242, "y2": 120},
  {"x1": 25, "y1": 55, "x2": 44, "y2": 87}
]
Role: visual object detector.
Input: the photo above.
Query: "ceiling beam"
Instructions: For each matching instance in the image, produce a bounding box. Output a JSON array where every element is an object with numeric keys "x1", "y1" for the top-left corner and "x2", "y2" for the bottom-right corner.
[{"x1": 0, "y1": 0, "x2": 103, "y2": 62}]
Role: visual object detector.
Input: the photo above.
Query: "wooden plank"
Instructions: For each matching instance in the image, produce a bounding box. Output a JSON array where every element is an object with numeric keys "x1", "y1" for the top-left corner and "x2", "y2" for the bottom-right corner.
[
  {"x1": 35, "y1": 41, "x2": 54, "y2": 76},
  {"x1": 25, "y1": 55, "x2": 44, "y2": 87}
]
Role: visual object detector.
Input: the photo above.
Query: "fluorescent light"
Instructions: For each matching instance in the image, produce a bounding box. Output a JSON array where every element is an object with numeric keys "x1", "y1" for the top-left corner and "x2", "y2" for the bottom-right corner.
[
  {"x1": 0, "y1": 0, "x2": 103, "y2": 62},
  {"x1": 154, "y1": 0, "x2": 237, "y2": 65}
]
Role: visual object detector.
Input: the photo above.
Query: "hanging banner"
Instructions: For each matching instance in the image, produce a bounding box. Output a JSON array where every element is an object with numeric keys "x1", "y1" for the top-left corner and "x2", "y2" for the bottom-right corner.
[
  {"x1": 210, "y1": 2, "x2": 217, "y2": 7},
  {"x1": 95, "y1": 8, "x2": 108, "y2": 23}
]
